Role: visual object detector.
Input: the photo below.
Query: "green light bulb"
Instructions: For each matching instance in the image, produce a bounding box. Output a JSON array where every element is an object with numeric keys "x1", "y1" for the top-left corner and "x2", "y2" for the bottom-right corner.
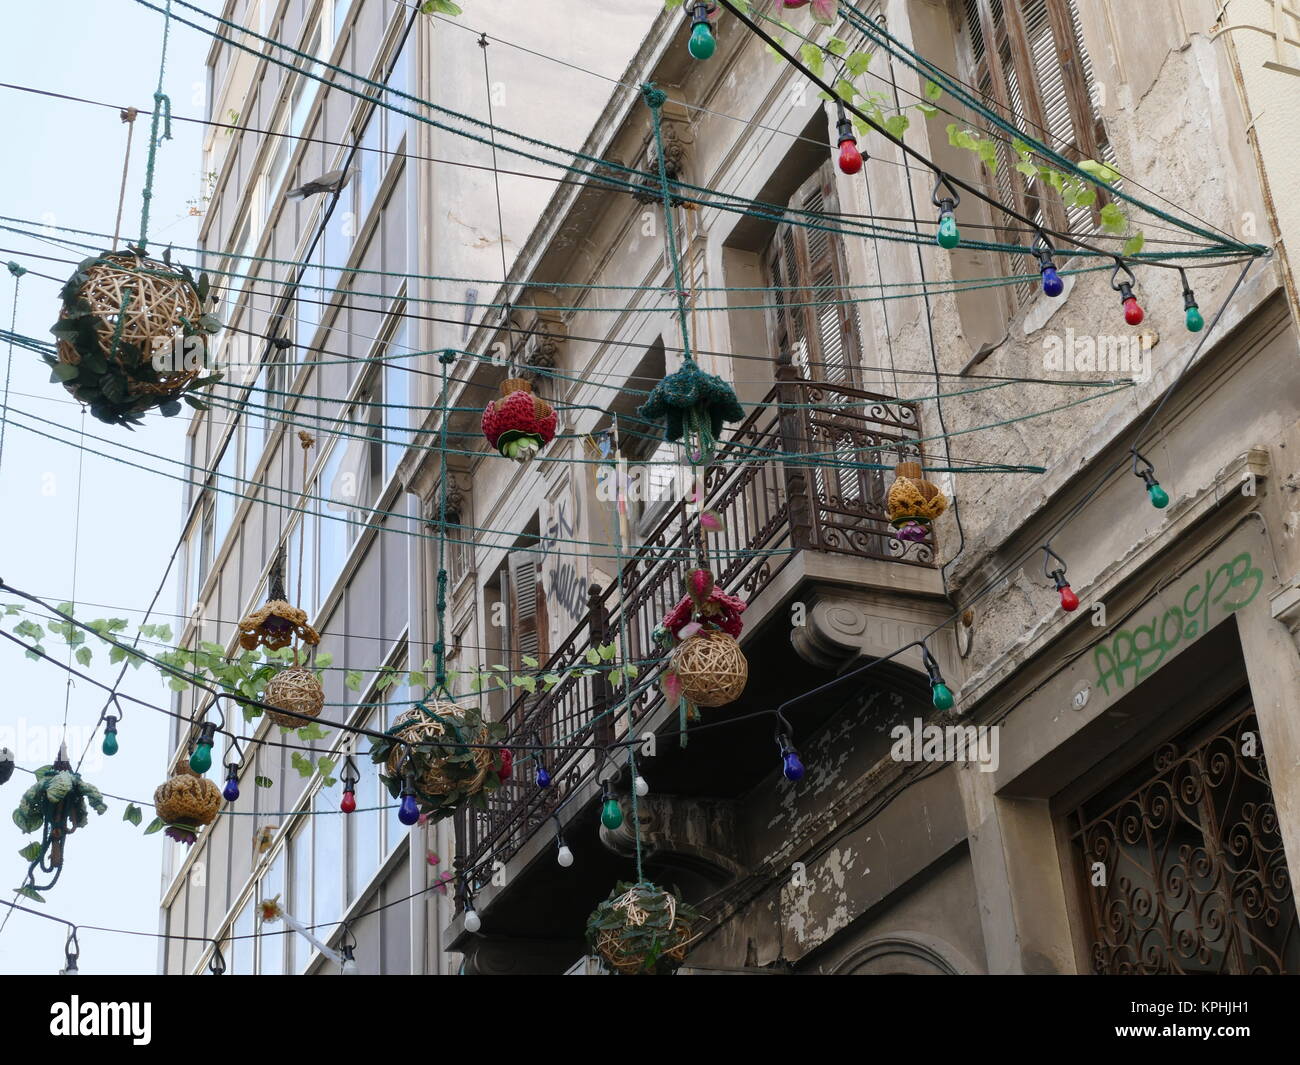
[
  {"x1": 102, "y1": 731, "x2": 118, "y2": 757},
  {"x1": 601, "y1": 797, "x2": 624, "y2": 829},
  {"x1": 688, "y1": 21, "x2": 715, "y2": 60},
  {"x1": 931, "y1": 683, "x2": 954, "y2": 711},
  {"x1": 189, "y1": 742, "x2": 213, "y2": 774},
  {"x1": 1148, "y1": 483, "x2": 1169, "y2": 509},
  {"x1": 936, "y1": 213, "x2": 960, "y2": 249},
  {"x1": 1185, "y1": 305, "x2": 1204, "y2": 332}
]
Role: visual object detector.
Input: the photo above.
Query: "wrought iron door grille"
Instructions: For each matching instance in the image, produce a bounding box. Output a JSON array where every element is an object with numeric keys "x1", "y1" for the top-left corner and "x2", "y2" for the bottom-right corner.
[{"x1": 1071, "y1": 704, "x2": 1298, "y2": 974}]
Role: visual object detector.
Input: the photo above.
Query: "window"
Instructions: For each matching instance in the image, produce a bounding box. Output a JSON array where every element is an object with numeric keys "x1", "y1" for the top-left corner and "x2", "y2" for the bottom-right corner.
[
  {"x1": 313, "y1": 779, "x2": 344, "y2": 937},
  {"x1": 383, "y1": 318, "x2": 411, "y2": 481},
  {"x1": 960, "y1": 0, "x2": 1113, "y2": 239},
  {"x1": 288, "y1": 18, "x2": 324, "y2": 142},
  {"x1": 289, "y1": 823, "x2": 311, "y2": 972},
  {"x1": 212, "y1": 426, "x2": 240, "y2": 549},
  {"x1": 1071, "y1": 699, "x2": 1298, "y2": 974},
  {"x1": 258, "y1": 848, "x2": 286, "y2": 975},
  {"x1": 766, "y1": 162, "x2": 862, "y2": 386},
  {"x1": 507, "y1": 547, "x2": 548, "y2": 673}
]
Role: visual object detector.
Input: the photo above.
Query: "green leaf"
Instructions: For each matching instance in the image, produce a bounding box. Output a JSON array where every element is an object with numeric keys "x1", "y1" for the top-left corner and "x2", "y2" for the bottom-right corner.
[
  {"x1": 122, "y1": 803, "x2": 143, "y2": 827},
  {"x1": 1015, "y1": 160, "x2": 1039, "y2": 179},
  {"x1": 143, "y1": 817, "x2": 165, "y2": 835},
  {"x1": 883, "y1": 113, "x2": 910, "y2": 139},
  {"x1": 15, "y1": 884, "x2": 44, "y2": 903},
  {"x1": 521, "y1": 654, "x2": 539, "y2": 668},
  {"x1": 598, "y1": 643, "x2": 618, "y2": 662},
  {"x1": 1123, "y1": 232, "x2": 1146, "y2": 256},
  {"x1": 74, "y1": 646, "x2": 92, "y2": 667},
  {"x1": 798, "y1": 43, "x2": 824, "y2": 80},
  {"x1": 18, "y1": 842, "x2": 42, "y2": 862},
  {"x1": 585, "y1": 647, "x2": 602, "y2": 666},
  {"x1": 1099, "y1": 202, "x2": 1126, "y2": 234},
  {"x1": 831, "y1": 78, "x2": 856, "y2": 104},
  {"x1": 923, "y1": 79, "x2": 943, "y2": 102},
  {"x1": 1077, "y1": 158, "x2": 1121, "y2": 185},
  {"x1": 315, "y1": 651, "x2": 334, "y2": 668},
  {"x1": 345, "y1": 670, "x2": 363, "y2": 691},
  {"x1": 256, "y1": 775, "x2": 273, "y2": 788},
  {"x1": 845, "y1": 51, "x2": 872, "y2": 76},
  {"x1": 826, "y1": 36, "x2": 848, "y2": 56},
  {"x1": 915, "y1": 103, "x2": 938, "y2": 117},
  {"x1": 291, "y1": 751, "x2": 315, "y2": 777}
]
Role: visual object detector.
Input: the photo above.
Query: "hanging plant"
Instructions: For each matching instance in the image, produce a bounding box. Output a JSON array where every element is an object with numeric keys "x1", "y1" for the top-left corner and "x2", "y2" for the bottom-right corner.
[
  {"x1": 481, "y1": 378, "x2": 557, "y2": 462},
  {"x1": 586, "y1": 881, "x2": 698, "y2": 975},
  {"x1": 153, "y1": 765, "x2": 222, "y2": 845},
  {"x1": 12, "y1": 755, "x2": 107, "y2": 900},
  {"x1": 885, "y1": 460, "x2": 947, "y2": 543},
  {"x1": 636, "y1": 361, "x2": 744, "y2": 464},
  {"x1": 46, "y1": 249, "x2": 222, "y2": 427},
  {"x1": 369, "y1": 701, "x2": 509, "y2": 823}
]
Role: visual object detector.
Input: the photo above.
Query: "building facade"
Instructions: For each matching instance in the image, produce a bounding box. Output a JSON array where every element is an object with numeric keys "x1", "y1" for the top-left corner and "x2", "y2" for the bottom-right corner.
[{"x1": 165, "y1": 0, "x2": 1300, "y2": 976}]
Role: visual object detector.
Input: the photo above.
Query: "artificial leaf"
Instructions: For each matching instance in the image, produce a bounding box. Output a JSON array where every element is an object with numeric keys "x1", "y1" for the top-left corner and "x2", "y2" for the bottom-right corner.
[
  {"x1": 122, "y1": 803, "x2": 143, "y2": 826},
  {"x1": 143, "y1": 817, "x2": 165, "y2": 835}
]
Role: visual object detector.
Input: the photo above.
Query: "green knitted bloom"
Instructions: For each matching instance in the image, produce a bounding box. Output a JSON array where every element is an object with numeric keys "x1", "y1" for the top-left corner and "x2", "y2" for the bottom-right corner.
[{"x1": 636, "y1": 362, "x2": 744, "y2": 463}]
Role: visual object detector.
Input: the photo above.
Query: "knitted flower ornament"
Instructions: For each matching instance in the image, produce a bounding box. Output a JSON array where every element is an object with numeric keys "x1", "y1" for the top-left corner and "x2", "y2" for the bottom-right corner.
[
  {"x1": 482, "y1": 378, "x2": 557, "y2": 462},
  {"x1": 661, "y1": 567, "x2": 747, "y2": 640},
  {"x1": 636, "y1": 361, "x2": 744, "y2": 464}
]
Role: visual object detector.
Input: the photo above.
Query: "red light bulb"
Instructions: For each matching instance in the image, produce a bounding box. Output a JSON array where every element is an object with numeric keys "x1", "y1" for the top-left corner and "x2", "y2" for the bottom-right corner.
[
  {"x1": 340, "y1": 790, "x2": 356, "y2": 814},
  {"x1": 837, "y1": 137, "x2": 863, "y2": 175},
  {"x1": 1059, "y1": 584, "x2": 1079, "y2": 612},
  {"x1": 1123, "y1": 296, "x2": 1144, "y2": 325},
  {"x1": 498, "y1": 748, "x2": 513, "y2": 781}
]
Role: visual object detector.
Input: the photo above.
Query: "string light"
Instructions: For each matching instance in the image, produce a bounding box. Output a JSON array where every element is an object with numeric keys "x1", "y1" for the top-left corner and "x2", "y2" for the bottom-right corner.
[
  {"x1": 600, "y1": 780, "x2": 624, "y2": 829},
  {"x1": 775, "y1": 729, "x2": 805, "y2": 782},
  {"x1": 554, "y1": 816, "x2": 574, "y2": 867},
  {"x1": 1180, "y1": 269, "x2": 1204, "y2": 332},
  {"x1": 921, "y1": 645, "x2": 954, "y2": 710},
  {"x1": 58, "y1": 928, "x2": 79, "y2": 975},
  {"x1": 222, "y1": 761, "x2": 240, "y2": 803},
  {"x1": 1111, "y1": 260, "x2": 1144, "y2": 325},
  {"x1": 687, "y1": 2, "x2": 717, "y2": 60},
  {"x1": 1032, "y1": 234, "x2": 1064, "y2": 297},
  {"x1": 339, "y1": 923, "x2": 360, "y2": 974},
  {"x1": 340, "y1": 753, "x2": 359, "y2": 813},
  {"x1": 398, "y1": 770, "x2": 420, "y2": 826},
  {"x1": 1042, "y1": 546, "x2": 1079, "y2": 613},
  {"x1": 188, "y1": 721, "x2": 217, "y2": 774},
  {"x1": 101, "y1": 715, "x2": 119, "y2": 756},
  {"x1": 1132, "y1": 449, "x2": 1170, "y2": 509},
  {"x1": 932, "y1": 175, "x2": 960, "y2": 249},
  {"x1": 835, "y1": 104, "x2": 863, "y2": 175},
  {"x1": 634, "y1": 774, "x2": 650, "y2": 797}
]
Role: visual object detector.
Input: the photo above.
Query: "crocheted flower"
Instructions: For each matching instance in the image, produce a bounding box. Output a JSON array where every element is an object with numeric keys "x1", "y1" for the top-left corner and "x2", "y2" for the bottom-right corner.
[
  {"x1": 661, "y1": 569, "x2": 747, "y2": 640},
  {"x1": 482, "y1": 379, "x2": 557, "y2": 461},
  {"x1": 636, "y1": 362, "x2": 744, "y2": 463}
]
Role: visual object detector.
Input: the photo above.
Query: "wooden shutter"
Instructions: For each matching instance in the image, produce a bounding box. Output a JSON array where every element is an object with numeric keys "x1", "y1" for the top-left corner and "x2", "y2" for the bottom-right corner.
[
  {"x1": 766, "y1": 162, "x2": 862, "y2": 385},
  {"x1": 507, "y1": 550, "x2": 548, "y2": 670}
]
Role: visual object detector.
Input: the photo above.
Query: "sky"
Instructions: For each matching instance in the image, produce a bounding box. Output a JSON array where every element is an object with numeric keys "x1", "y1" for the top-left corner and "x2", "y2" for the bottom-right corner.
[{"x1": 0, "y1": 0, "x2": 215, "y2": 974}]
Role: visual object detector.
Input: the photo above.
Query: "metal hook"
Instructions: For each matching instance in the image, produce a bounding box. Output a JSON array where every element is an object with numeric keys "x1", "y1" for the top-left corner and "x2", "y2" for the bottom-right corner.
[
  {"x1": 1031, "y1": 231, "x2": 1056, "y2": 267},
  {"x1": 1131, "y1": 447, "x2": 1155, "y2": 477},
  {"x1": 931, "y1": 173, "x2": 960, "y2": 209},
  {"x1": 1110, "y1": 258, "x2": 1136, "y2": 291},
  {"x1": 209, "y1": 940, "x2": 227, "y2": 975},
  {"x1": 1041, "y1": 544, "x2": 1068, "y2": 579}
]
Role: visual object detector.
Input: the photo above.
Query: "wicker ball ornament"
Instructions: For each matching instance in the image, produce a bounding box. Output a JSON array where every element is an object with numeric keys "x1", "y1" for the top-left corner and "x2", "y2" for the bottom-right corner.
[
  {"x1": 154, "y1": 767, "x2": 222, "y2": 845},
  {"x1": 481, "y1": 378, "x2": 557, "y2": 461},
  {"x1": 263, "y1": 665, "x2": 325, "y2": 728},
  {"x1": 385, "y1": 703, "x2": 496, "y2": 799},
  {"x1": 587, "y1": 882, "x2": 697, "y2": 976},
  {"x1": 48, "y1": 251, "x2": 221, "y2": 426},
  {"x1": 671, "y1": 630, "x2": 748, "y2": 707}
]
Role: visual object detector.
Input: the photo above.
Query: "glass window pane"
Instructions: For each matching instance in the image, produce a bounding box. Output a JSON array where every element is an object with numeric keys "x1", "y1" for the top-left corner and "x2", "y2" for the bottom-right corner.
[
  {"x1": 259, "y1": 848, "x2": 286, "y2": 975},
  {"x1": 351, "y1": 721, "x2": 382, "y2": 898},
  {"x1": 289, "y1": 824, "x2": 311, "y2": 973},
  {"x1": 231, "y1": 898, "x2": 254, "y2": 974},
  {"x1": 313, "y1": 780, "x2": 343, "y2": 936}
]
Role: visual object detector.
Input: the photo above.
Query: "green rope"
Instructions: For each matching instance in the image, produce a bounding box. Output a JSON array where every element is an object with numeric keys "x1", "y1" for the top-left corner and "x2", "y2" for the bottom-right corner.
[
  {"x1": 642, "y1": 84, "x2": 693, "y2": 364},
  {"x1": 137, "y1": 0, "x2": 174, "y2": 251},
  {"x1": 432, "y1": 349, "x2": 455, "y2": 696}
]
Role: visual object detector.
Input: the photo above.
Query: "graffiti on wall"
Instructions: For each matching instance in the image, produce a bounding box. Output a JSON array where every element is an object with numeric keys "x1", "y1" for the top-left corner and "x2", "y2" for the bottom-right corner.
[
  {"x1": 541, "y1": 489, "x2": 589, "y2": 627},
  {"x1": 1093, "y1": 552, "x2": 1263, "y2": 696}
]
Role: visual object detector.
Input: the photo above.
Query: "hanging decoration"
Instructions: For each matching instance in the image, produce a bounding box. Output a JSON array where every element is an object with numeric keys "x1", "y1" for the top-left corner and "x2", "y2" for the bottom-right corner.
[
  {"x1": 659, "y1": 567, "x2": 747, "y2": 640},
  {"x1": 921, "y1": 645, "x2": 955, "y2": 711},
  {"x1": 1042, "y1": 546, "x2": 1079, "y2": 613},
  {"x1": 636, "y1": 362, "x2": 745, "y2": 466},
  {"x1": 101, "y1": 715, "x2": 120, "y2": 756},
  {"x1": 153, "y1": 764, "x2": 221, "y2": 845},
  {"x1": 834, "y1": 103, "x2": 863, "y2": 175},
  {"x1": 655, "y1": 568, "x2": 749, "y2": 731},
  {"x1": 12, "y1": 745, "x2": 107, "y2": 897},
  {"x1": 685, "y1": 2, "x2": 717, "y2": 60},
  {"x1": 1110, "y1": 260, "x2": 1145, "y2": 325},
  {"x1": 236, "y1": 555, "x2": 320, "y2": 652},
  {"x1": 259, "y1": 895, "x2": 354, "y2": 970},
  {"x1": 1179, "y1": 269, "x2": 1204, "y2": 332},
  {"x1": 776, "y1": 729, "x2": 805, "y2": 782},
  {"x1": 0, "y1": 748, "x2": 14, "y2": 785},
  {"x1": 885, "y1": 459, "x2": 947, "y2": 543},
  {"x1": 481, "y1": 377, "x2": 557, "y2": 462},
  {"x1": 46, "y1": 250, "x2": 222, "y2": 426},
  {"x1": 370, "y1": 701, "x2": 509, "y2": 823},
  {"x1": 1032, "y1": 234, "x2": 1064, "y2": 297},
  {"x1": 1132, "y1": 449, "x2": 1170, "y2": 509},
  {"x1": 667, "y1": 629, "x2": 749, "y2": 709},
  {"x1": 932, "y1": 175, "x2": 960, "y2": 249},
  {"x1": 586, "y1": 881, "x2": 699, "y2": 975},
  {"x1": 262, "y1": 664, "x2": 325, "y2": 728}
]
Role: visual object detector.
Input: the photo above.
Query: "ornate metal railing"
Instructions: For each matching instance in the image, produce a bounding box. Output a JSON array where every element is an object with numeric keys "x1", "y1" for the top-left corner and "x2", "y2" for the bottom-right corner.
[{"x1": 455, "y1": 374, "x2": 931, "y2": 883}]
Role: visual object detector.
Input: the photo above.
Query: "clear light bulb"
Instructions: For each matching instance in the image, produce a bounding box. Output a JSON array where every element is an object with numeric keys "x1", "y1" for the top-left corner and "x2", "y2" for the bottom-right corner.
[
  {"x1": 634, "y1": 776, "x2": 649, "y2": 797},
  {"x1": 463, "y1": 908, "x2": 482, "y2": 933},
  {"x1": 557, "y1": 845, "x2": 574, "y2": 868}
]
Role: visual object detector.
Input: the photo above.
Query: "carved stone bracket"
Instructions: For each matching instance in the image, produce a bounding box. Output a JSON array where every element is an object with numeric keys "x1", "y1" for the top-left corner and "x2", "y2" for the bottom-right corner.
[
  {"x1": 510, "y1": 308, "x2": 566, "y2": 384},
  {"x1": 599, "y1": 793, "x2": 745, "y2": 883},
  {"x1": 632, "y1": 98, "x2": 694, "y2": 205}
]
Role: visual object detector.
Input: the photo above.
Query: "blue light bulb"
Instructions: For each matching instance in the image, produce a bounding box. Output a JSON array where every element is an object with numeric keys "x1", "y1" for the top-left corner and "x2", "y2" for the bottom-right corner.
[
  {"x1": 782, "y1": 750, "x2": 805, "y2": 782},
  {"x1": 398, "y1": 793, "x2": 420, "y2": 826},
  {"x1": 223, "y1": 778, "x2": 239, "y2": 802},
  {"x1": 1041, "y1": 265, "x2": 1063, "y2": 297},
  {"x1": 536, "y1": 766, "x2": 551, "y2": 788}
]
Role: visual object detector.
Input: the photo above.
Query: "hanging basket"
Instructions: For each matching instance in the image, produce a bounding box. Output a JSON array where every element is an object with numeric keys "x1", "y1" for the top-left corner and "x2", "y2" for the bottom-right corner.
[
  {"x1": 263, "y1": 665, "x2": 325, "y2": 728},
  {"x1": 153, "y1": 767, "x2": 222, "y2": 845},
  {"x1": 370, "y1": 702, "x2": 508, "y2": 822},
  {"x1": 46, "y1": 250, "x2": 222, "y2": 426},
  {"x1": 481, "y1": 378, "x2": 557, "y2": 461},
  {"x1": 237, "y1": 599, "x2": 320, "y2": 652},
  {"x1": 670, "y1": 630, "x2": 748, "y2": 708},
  {"x1": 885, "y1": 460, "x2": 947, "y2": 541},
  {"x1": 586, "y1": 881, "x2": 698, "y2": 975},
  {"x1": 636, "y1": 361, "x2": 745, "y2": 464}
]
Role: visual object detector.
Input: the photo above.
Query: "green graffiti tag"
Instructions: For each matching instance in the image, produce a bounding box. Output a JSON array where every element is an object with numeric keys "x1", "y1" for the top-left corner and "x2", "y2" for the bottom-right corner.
[{"x1": 1094, "y1": 552, "x2": 1263, "y2": 696}]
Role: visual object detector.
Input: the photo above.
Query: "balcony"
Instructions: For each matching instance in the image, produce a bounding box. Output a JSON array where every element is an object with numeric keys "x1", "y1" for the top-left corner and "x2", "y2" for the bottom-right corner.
[{"x1": 449, "y1": 373, "x2": 956, "y2": 967}]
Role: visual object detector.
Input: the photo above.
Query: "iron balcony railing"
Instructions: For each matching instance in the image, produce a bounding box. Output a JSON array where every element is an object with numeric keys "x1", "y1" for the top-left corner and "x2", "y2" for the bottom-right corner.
[{"x1": 454, "y1": 373, "x2": 932, "y2": 882}]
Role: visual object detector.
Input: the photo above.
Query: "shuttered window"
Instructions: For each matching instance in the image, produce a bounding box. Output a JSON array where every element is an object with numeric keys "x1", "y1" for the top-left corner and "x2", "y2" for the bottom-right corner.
[
  {"x1": 963, "y1": 0, "x2": 1114, "y2": 240},
  {"x1": 506, "y1": 549, "x2": 548, "y2": 672},
  {"x1": 765, "y1": 162, "x2": 863, "y2": 386}
]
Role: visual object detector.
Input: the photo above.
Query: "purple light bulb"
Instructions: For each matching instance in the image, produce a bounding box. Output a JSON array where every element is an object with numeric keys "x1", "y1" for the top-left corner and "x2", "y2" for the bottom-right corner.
[
  {"x1": 222, "y1": 778, "x2": 239, "y2": 802},
  {"x1": 398, "y1": 793, "x2": 420, "y2": 825}
]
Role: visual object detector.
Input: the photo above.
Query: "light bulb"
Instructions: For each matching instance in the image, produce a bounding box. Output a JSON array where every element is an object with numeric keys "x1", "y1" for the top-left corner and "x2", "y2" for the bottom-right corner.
[
  {"x1": 936, "y1": 212, "x2": 960, "y2": 249},
  {"x1": 1123, "y1": 296, "x2": 1144, "y2": 326},
  {"x1": 398, "y1": 793, "x2": 420, "y2": 825},
  {"x1": 557, "y1": 845, "x2": 574, "y2": 868},
  {"x1": 536, "y1": 766, "x2": 551, "y2": 789},
  {"x1": 463, "y1": 908, "x2": 482, "y2": 933},
  {"x1": 340, "y1": 950, "x2": 360, "y2": 975},
  {"x1": 1059, "y1": 584, "x2": 1079, "y2": 612},
  {"x1": 601, "y1": 797, "x2": 624, "y2": 829},
  {"x1": 931, "y1": 682, "x2": 955, "y2": 711},
  {"x1": 189, "y1": 742, "x2": 213, "y2": 774},
  {"x1": 634, "y1": 775, "x2": 649, "y2": 797},
  {"x1": 782, "y1": 750, "x2": 805, "y2": 782},
  {"x1": 497, "y1": 748, "x2": 512, "y2": 781},
  {"x1": 1041, "y1": 265, "x2": 1064, "y2": 297},
  {"x1": 223, "y1": 776, "x2": 239, "y2": 803},
  {"x1": 1148, "y1": 482, "x2": 1170, "y2": 509},
  {"x1": 101, "y1": 730, "x2": 118, "y2": 757},
  {"x1": 340, "y1": 790, "x2": 356, "y2": 814},
  {"x1": 688, "y1": 20, "x2": 715, "y2": 60},
  {"x1": 837, "y1": 137, "x2": 863, "y2": 175},
  {"x1": 1185, "y1": 305, "x2": 1204, "y2": 332}
]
